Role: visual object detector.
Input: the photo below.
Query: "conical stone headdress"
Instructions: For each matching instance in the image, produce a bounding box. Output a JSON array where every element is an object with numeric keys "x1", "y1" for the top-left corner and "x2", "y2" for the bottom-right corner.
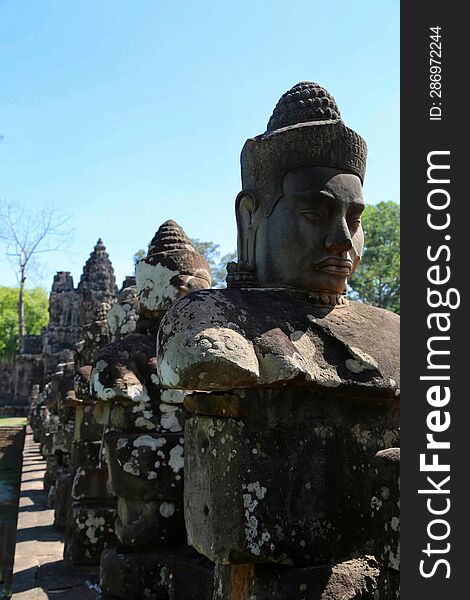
[
  {"x1": 136, "y1": 220, "x2": 212, "y2": 317},
  {"x1": 240, "y1": 81, "x2": 367, "y2": 217},
  {"x1": 145, "y1": 220, "x2": 211, "y2": 282}
]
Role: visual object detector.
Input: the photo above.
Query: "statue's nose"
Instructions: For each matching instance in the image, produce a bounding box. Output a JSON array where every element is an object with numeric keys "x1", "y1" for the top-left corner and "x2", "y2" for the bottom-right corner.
[{"x1": 325, "y1": 220, "x2": 353, "y2": 254}]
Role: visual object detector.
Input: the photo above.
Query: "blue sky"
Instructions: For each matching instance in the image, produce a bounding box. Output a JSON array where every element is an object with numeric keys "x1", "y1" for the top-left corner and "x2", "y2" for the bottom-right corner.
[{"x1": 0, "y1": 0, "x2": 399, "y2": 290}]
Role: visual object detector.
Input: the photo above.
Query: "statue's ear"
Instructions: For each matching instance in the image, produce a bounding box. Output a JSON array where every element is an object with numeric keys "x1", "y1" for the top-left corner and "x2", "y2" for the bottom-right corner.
[{"x1": 235, "y1": 191, "x2": 258, "y2": 265}]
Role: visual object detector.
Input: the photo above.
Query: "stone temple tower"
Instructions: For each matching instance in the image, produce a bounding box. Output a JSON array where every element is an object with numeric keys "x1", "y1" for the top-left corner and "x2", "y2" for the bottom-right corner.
[
  {"x1": 78, "y1": 239, "x2": 117, "y2": 326},
  {"x1": 43, "y1": 272, "x2": 82, "y2": 354}
]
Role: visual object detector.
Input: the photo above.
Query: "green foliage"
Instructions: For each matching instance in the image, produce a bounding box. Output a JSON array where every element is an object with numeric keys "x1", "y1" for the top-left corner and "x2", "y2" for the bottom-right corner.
[
  {"x1": 0, "y1": 287, "x2": 49, "y2": 361},
  {"x1": 133, "y1": 249, "x2": 146, "y2": 265},
  {"x1": 191, "y1": 240, "x2": 236, "y2": 288},
  {"x1": 348, "y1": 201, "x2": 400, "y2": 313}
]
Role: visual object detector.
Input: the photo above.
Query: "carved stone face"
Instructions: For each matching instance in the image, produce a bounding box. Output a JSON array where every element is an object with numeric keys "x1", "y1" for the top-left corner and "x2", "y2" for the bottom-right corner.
[{"x1": 254, "y1": 166, "x2": 365, "y2": 294}]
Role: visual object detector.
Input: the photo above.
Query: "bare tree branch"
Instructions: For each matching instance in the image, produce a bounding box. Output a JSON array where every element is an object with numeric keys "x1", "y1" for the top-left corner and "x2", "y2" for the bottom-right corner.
[{"x1": 0, "y1": 199, "x2": 74, "y2": 353}]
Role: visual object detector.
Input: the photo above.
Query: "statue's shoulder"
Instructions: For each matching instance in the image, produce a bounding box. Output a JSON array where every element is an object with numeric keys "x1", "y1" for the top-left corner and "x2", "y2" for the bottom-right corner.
[
  {"x1": 157, "y1": 288, "x2": 259, "y2": 390},
  {"x1": 157, "y1": 289, "x2": 399, "y2": 397}
]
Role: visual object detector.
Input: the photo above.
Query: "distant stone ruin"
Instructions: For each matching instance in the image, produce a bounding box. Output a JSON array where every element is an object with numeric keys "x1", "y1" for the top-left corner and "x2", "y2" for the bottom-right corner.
[{"x1": 0, "y1": 239, "x2": 117, "y2": 415}]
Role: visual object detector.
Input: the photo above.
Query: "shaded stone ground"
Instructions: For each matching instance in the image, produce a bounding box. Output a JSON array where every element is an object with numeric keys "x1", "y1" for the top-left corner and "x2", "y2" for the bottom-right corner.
[{"x1": 12, "y1": 430, "x2": 101, "y2": 599}]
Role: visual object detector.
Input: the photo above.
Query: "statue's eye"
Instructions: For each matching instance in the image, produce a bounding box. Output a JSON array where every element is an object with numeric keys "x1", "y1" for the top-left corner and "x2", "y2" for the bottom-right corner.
[
  {"x1": 301, "y1": 210, "x2": 322, "y2": 224},
  {"x1": 348, "y1": 219, "x2": 361, "y2": 231}
]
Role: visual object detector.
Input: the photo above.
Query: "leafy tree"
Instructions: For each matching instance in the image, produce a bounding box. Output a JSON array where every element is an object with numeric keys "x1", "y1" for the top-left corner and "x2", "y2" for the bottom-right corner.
[
  {"x1": 348, "y1": 201, "x2": 400, "y2": 313},
  {"x1": 0, "y1": 201, "x2": 71, "y2": 352},
  {"x1": 191, "y1": 239, "x2": 236, "y2": 288},
  {"x1": 133, "y1": 249, "x2": 146, "y2": 265},
  {"x1": 0, "y1": 287, "x2": 49, "y2": 361}
]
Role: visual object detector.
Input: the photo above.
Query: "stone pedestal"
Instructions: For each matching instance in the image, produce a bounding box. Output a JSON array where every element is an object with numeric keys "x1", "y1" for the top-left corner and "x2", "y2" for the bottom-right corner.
[
  {"x1": 64, "y1": 502, "x2": 117, "y2": 565},
  {"x1": 63, "y1": 405, "x2": 118, "y2": 565},
  {"x1": 179, "y1": 386, "x2": 400, "y2": 598},
  {"x1": 53, "y1": 471, "x2": 73, "y2": 528},
  {"x1": 100, "y1": 420, "x2": 192, "y2": 596},
  {"x1": 213, "y1": 558, "x2": 399, "y2": 600},
  {"x1": 184, "y1": 388, "x2": 399, "y2": 566},
  {"x1": 100, "y1": 547, "x2": 214, "y2": 600}
]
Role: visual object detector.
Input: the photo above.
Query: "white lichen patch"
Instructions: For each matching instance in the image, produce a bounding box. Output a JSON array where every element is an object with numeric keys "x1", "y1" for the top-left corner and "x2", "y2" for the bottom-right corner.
[
  {"x1": 90, "y1": 362, "x2": 116, "y2": 401},
  {"x1": 159, "y1": 502, "x2": 176, "y2": 518},
  {"x1": 134, "y1": 416, "x2": 156, "y2": 430},
  {"x1": 381, "y1": 486, "x2": 390, "y2": 500},
  {"x1": 136, "y1": 260, "x2": 180, "y2": 313},
  {"x1": 159, "y1": 403, "x2": 183, "y2": 432},
  {"x1": 350, "y1": 424, "x2": 372, "y2": 449},
  {"x1": 123, "y1": 461, "x2": 141, "y2": 476},
  {"x1": 127, "y1": 383, "x2": 151, "y2": 403},
  {"x1": 242, "y1": 481, "x2": 270, "y2": 556},
  {"x1": 160, "y1": 389, "x2": 188, "y2": 404},
  {"x1": 168, "y1": 444, "x2": 184, "y2": 473},
  {"x1": 84, "y1": 514, "x2": 106, "y2": 544},
  {"x1": 133, "y1": 435, "x2": 165, "y2": 451},
  {"x1": 116, "y1": 437, "x2": 129, "y2": 451},
  {"x1": 382, "y1": 430, "x2": 397, "y2": 448},
  {"x1": 388, "y1": 541, "x2": 400, "y2": 570},
  {"x1": 158, "y1": 354, "x2": 181, "y2": 388},
  {"x1": 108, "y1": 301, "x2": 137, "y2": 339},
  {"x1": 371, "y1": 496, "x2": 383, "y2": 511}
]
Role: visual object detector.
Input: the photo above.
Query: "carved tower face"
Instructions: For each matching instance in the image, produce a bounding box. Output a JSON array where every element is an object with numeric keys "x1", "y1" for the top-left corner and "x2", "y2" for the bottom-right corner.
[{"x1": 234, "y1": 82, "x2": 368, "y2": 302}]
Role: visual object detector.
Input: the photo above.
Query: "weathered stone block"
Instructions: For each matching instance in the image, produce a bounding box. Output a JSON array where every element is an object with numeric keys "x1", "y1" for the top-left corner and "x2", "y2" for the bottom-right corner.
[
  {"x1": 369, "y1": 448, "x2": 400, "y2": 571},
  {"x1": 53, "y1": 471, "x2": 73, "y2": 529},
  {"x1": 213, "y1": 557, "x2": 396, "y2": 600},
  {"x1": 114, "y1": 497, "x2": 185, "y2": 547},
  {"x1": 107, "y1": 284, "x2": 139, "y2": 341},
  {"x1": 105, "y1": 431, "x2": 184, "y2": 501},
  {"x1": 64, "y1": 503, "x2": 117, "y2": 565},
  {"x1": 74, "y1": 365, "x2": 93, "y2": 402},
  {"x1": 43, "y1": 454, "x2": 59, "y2": 491},
  {"x1": 42, "y1": 432, "x2": 54, "y2": 457},
  {"x1": 108, "y1": 400, "x2": 185, "y2": 433},
  {"x1": 75, "y1": 404, "x2": 103, "y2": 442},
  {"x1": 100, "y1": 547, "x2": 214, "y2": 600},
  {"x1": 71, "y1": 466, "x2": 113, "y2": 501},
  {"x1": 51, "y1": 426, "x2": 74, "y2": 454},
  {"x1": 184, "y1": 388, "x2": 399, "y2": 565},
  {"x1": 70, "y1": 440, "x2": 101, "y2": 470}
]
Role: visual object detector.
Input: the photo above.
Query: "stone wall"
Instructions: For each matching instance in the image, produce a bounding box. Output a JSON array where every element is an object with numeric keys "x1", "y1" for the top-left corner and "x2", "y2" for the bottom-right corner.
[{"x1": 0, "y1": 362, "x2": 15, "y2": 406}]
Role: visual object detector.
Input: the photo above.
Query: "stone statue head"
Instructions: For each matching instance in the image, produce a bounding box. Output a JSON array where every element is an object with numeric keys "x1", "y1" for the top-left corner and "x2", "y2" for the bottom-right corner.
[
  {"x1": 136, "y1": 220, "x2": 211, "y2": 317},
  {"x1": 230, "y1": 82, "x2": 367, "y2": 305}
]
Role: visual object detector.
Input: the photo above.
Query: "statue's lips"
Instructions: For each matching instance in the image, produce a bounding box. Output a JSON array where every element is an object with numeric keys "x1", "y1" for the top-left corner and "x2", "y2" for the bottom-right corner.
[{"x1": 313, "y1": 258, "x2": 352, "y2": 274}]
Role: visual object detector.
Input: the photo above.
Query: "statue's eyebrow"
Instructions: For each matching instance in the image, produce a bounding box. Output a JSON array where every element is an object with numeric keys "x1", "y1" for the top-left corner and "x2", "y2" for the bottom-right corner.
[{"x1": 290, "y1": 190, "x2": 335, "y2": 201}]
